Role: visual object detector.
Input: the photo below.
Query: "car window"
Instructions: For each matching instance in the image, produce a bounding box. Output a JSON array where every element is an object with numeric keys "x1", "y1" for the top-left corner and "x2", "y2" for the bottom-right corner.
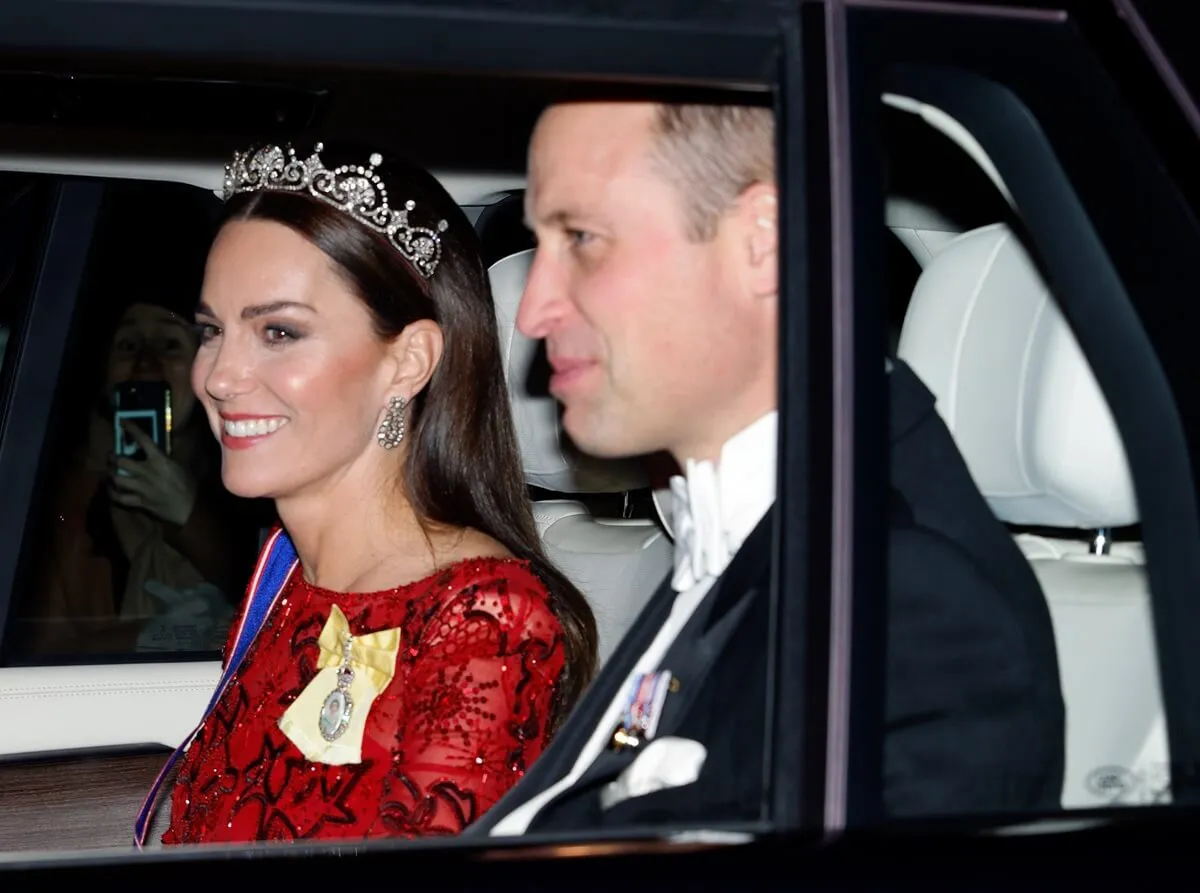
[
  {"x1": 837, "y1": 3, "x2": 1200, "y2": 826},
  {"x1": 0, "y1": 173, "x2": 48, "y2": 431},
  {"x1": 0, "y1": 178, "x2": 272, "y2": 666},
  {"x1": 882, "y1": 105, "x2": 1165, "y2": 809},
  {"x1": 0, "y1": 56, "x2": 810, "y2": 865}
]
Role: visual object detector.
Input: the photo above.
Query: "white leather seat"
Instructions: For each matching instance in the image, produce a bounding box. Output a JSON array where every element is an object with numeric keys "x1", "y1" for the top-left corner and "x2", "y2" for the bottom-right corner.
[
  {"x1": 897, "y1": 222, "x2": 1170, "y2": 808},
  {"x1": 489, "y1": 249, "x2": 673, "y2": 665}
]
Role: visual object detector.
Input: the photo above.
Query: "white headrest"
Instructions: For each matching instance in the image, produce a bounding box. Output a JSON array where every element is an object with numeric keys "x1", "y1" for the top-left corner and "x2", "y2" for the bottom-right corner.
[
  {"x1": 490, "y1": 250, "x2": 650, "y2": 494},
  {"x1": 896, "y1": 223, "x2": 1137, "y2": 529}
]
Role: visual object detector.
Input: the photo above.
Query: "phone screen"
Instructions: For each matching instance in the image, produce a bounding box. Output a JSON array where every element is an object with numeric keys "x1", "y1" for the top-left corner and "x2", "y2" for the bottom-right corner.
[{"x1": 113, "y1": 382, "x2": 173, "y2": 459}]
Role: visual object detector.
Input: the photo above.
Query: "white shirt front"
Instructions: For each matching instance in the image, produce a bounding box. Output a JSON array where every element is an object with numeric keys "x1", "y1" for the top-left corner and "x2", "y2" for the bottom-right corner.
[{"x1": 489, "y1": 411, "x2": 778, "y2": 836}]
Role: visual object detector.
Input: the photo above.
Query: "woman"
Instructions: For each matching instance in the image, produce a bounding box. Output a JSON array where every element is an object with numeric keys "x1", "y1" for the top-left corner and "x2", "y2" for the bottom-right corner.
[
  {"x1": 158, "y1": 140, "x2": 597, "y2": 843},
  {"x1": 21, "y1": 221, "x2": 259, "y2": 657}
]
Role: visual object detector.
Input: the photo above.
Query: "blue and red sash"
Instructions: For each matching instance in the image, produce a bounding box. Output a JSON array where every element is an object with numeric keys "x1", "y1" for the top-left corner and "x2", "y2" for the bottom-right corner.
[{"x1": 133, "y1": 527, "x2": 299, "y2": 848}]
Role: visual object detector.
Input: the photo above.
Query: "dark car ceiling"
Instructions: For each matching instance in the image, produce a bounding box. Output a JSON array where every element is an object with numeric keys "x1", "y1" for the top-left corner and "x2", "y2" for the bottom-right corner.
[{"x1": 0, "y1": 59, "x2": 770, "y2": 175}]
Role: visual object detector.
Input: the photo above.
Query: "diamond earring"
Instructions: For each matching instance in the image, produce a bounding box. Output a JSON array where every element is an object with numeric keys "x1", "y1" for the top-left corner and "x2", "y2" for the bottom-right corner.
[{"x1": 377, "y1": 396, "x2": 407, "y2": 449}]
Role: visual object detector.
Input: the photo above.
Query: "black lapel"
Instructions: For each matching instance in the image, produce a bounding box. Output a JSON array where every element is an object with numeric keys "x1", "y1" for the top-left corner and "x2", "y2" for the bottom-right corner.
[
  {"x1": 470, "y1": 573, "x2": 679, "y2": 834},
  {"x1": 527, "y1": 513, "x2": 777, "y2": 809},
  {"x1": 478, "y1": 509, "x2": 775, "y2": 831},
  {"x1": 638, "y1": 508, "x2": 774, "y2": 739},
  {"x1": 699, "y1": 506, "x2": 775, "y2": 635},
  {"x1": 888, "y1": 359, "x2": 938, "y2": 443},
  {"x1": 525, "y1": 572, "x2": 676, "y2": 778}
]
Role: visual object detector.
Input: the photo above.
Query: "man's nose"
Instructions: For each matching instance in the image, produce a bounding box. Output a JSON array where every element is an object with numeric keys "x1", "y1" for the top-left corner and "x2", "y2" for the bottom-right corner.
[{"x1": 516, "y1": 249, "x2": 567, "y2": 340}]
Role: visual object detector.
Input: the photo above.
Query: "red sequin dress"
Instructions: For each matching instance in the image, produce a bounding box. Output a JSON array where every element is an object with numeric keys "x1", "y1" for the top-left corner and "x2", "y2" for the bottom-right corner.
[{"x1": 161, "y1": 556, "x2": 565, "y2": 843}]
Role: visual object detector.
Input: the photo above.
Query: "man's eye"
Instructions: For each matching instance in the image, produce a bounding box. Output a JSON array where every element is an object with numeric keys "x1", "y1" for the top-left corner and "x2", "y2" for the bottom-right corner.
[{"x1": 567, "y1": 229, "x2": 593, "y2": 248}]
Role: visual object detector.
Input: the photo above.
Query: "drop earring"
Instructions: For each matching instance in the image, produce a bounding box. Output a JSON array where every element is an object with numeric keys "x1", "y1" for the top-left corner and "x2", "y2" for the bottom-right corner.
[{"x1": 376, "y1": 395, "x2": 407, "y2": 449}]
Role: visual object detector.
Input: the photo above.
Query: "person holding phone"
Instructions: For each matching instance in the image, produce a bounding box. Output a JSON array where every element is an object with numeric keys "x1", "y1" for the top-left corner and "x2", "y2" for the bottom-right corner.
[{"x1": 20, "y1": 227, "x2": 262, "y2": 657}]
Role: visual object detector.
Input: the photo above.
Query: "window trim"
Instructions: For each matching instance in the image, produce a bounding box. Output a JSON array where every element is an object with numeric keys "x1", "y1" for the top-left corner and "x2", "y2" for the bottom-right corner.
[
  {"x1": 765, "y1": 2, "x2": 838, "y2": 835},
  {"x1": 0, "y1": 175, "x2": 49, "y2": 435},
  {"x1": 0, "y1": 181, "x2": 102, "y2": 656},
  {"x1": 0, "y1": 0, "x2": 781, "y2": 89}
]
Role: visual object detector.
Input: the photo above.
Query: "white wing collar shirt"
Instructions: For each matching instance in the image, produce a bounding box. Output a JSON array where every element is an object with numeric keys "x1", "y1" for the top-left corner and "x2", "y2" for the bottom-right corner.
[
  {"x1": 489, "y1": 410, "x2": 778, "y2": 836},
  {"x1": 669, "y1": 410, "x2": 778, "y2": 592}
]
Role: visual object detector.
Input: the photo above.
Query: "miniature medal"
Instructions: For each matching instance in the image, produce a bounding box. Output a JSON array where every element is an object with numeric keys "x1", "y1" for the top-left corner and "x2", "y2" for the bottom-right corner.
[{"x1": 319, "y1": 633, "x2": 355, "y2": 741}]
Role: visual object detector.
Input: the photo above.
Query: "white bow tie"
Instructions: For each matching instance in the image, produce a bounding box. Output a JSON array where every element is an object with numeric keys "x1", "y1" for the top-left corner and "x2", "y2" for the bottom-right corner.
[{"x1": 670, "y1": 459, "x2": 731, "y2": 591}]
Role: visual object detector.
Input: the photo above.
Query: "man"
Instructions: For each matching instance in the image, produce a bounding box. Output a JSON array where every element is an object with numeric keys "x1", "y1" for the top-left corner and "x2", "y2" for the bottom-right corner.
[{"x1": 469, "y1": 101, "x2": 1064, "y2": 834}]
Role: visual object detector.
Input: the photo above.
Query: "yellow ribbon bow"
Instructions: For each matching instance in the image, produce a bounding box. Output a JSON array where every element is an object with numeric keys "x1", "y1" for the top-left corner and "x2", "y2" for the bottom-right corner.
[
  {"x1": 315, "y1": 604, "x2": 400, "y2": 691},
  {"x1": 278, "y1": 604, "x2": 402, "y2": 765}
]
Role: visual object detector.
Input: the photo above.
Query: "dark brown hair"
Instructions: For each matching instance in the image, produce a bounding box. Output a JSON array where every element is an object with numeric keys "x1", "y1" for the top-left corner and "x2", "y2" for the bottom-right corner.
[{"x1": 221, "y1": 141, "x2": 597, "y2": 728}]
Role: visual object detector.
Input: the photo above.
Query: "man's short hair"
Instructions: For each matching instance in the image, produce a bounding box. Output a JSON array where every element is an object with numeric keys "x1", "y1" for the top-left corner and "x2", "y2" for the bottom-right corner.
[{"x1": 649, "y1": 103, "x2": 776, "y2": 242}]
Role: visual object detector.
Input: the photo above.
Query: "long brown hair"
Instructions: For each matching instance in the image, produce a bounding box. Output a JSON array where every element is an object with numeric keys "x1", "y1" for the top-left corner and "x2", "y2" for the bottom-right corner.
[{"x1": 220, "y1": 141, "x2": 597, "y2": 727}]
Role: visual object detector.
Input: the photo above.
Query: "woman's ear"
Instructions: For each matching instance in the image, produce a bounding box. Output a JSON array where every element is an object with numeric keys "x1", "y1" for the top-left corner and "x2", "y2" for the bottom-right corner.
[{"x1": 387, "y1": 318, "x2": 444, "y2": 398}]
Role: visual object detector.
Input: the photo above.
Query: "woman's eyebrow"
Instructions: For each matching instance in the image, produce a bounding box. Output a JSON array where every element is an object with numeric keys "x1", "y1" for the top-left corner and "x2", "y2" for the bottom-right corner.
[
  {"x1": 193, "y1": 300, "x2": 316, "y2": 320},
  {"x1": 240, "y1": 300, "x2": 316, "y2": 319}
]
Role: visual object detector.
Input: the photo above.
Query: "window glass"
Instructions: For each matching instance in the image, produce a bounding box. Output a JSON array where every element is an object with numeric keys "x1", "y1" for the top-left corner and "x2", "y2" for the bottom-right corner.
[
  {"x1": 844, "y1": 4, "x2": 1200, "y2": 824},
  {"x1": 881, "y1": 99, "x2": 1165, "y2": 810},
  {"x1": 2, "y1": 178, "x2": 272, "y2": 664},
  {"x1": 0, "y1": 62, "x2": 803, "y2": 867},
  {"x1": 0, "y1": 173, "x2": 49, "y2": 429}
]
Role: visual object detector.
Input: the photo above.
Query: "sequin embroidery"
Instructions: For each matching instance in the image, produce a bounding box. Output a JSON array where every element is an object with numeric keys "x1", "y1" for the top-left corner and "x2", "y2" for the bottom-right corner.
[{"x1": 161, "y1": 556, "x2": 564, "y2": 843}]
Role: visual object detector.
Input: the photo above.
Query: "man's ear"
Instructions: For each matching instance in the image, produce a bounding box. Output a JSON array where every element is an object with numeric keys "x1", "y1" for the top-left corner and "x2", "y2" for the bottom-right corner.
[
  {"x1": 737, "y1": 182, "x2": 778, "y2": 299},
  {"x1": 387, "y1": 318, "x2": 444, "y2": 398}
]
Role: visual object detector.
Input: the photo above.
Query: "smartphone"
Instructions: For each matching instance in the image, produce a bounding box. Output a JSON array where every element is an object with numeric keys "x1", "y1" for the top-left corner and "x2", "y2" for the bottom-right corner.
[{"x1": 113, "y1": 381, "x2": 173, "y2": 460}]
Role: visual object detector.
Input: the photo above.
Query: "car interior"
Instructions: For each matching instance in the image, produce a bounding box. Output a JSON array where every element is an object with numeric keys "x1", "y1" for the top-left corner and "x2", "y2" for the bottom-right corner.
[
  {"x1": 0, "y1": 64, "x2": 1173, "y2": 853},
  {"x1": 882, "y1": 96, "x2": 1165, "y2": 809}
]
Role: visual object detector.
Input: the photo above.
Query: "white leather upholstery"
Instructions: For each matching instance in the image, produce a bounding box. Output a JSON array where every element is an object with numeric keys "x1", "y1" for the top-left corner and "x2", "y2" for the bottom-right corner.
[
  {"x1": 898, "y1": 223, "x2": 1136, "y2": 529},
  {"x1": 886, "y1": 196, "x2": 964, "y2": 268},
  {"x1": 490, "y1": 250, "x2": 672, "y2": 664},
  {"x1": 0, "y1": 661, "x2": 219, "y2": 758},
  {"x1": 890, "y1": 227, "x2": 960, "y2": 268},
  {"x1": 897, "y1": 223, "x2": 1168, "y2": 808},
  {"x1": 533, "y1": 501, "x2": 672, "y2": 662}
]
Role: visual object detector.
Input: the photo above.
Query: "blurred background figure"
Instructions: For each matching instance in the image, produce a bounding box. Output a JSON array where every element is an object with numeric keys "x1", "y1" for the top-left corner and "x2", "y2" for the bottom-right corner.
[{"x1": 13, "y1": 182, "x2": 266, "y2": 658}]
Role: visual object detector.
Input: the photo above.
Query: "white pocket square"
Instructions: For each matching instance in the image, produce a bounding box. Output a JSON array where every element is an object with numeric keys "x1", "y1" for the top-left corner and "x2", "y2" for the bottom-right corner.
[{"x1": 600, "y1": 736, "x2": 708, "y2": 811}]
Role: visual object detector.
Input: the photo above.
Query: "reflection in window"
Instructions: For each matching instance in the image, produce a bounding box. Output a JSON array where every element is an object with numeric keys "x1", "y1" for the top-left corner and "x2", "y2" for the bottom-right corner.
[{"x1": 6, "y1": 180, "x2": 269, "y2": 661}]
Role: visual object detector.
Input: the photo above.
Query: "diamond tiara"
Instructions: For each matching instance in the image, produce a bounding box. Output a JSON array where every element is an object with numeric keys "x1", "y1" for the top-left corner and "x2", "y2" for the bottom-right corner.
[{"x1": 222, "y1": 142, "x2": 450, "y2": 279}]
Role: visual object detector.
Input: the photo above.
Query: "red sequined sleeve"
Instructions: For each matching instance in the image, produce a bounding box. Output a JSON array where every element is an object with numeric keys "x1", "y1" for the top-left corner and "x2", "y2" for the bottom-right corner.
[{"x1": 365, "y1": 571, "x2": 565, "y2": 837}]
